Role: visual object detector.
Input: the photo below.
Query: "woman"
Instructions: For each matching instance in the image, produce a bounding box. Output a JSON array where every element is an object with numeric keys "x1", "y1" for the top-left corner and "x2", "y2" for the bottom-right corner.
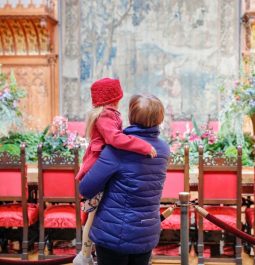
[{"x1": 79, "y1": 94, "x2": 170, "y2": 265}]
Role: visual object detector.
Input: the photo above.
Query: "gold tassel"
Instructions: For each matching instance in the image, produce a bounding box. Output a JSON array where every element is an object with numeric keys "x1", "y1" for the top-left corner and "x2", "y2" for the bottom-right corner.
[
  {"x1": 194, "y1": 205, "x2": 208, "y2": 218},
  {"x1": 161, "y1": 205, "x2": 176, "y2": 221}
]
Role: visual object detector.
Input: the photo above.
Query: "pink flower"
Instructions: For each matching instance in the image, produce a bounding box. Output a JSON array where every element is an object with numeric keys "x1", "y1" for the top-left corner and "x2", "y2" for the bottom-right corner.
[
  {"x1": 208, "y1": 133, "x2": 217, "y2": 144},
  {"x1": 4, "y1": 87, "x2": 10, "y2": 93},
  {"x1": 171, "y1": 142, "x2": 182, "y2": 153},
  {"x1": 189, "y1": 133, "x2": 200, "y2": 142},
  {"x1": 66, "y1": 132, "x2": 78, "y2": 149},
  {"x1": 234, "y1": 80, "x2": 240, "y2": 86},
  {"x1": 201, "y1": 130, "x2": 210, "y2": 139},
  {"x1": 51, "y1": 116, "x2": 68, "y2": 136}
]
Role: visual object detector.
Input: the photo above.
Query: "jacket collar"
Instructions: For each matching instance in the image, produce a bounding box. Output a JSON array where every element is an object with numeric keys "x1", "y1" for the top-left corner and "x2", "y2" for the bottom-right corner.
[
  {"x1": 124, "y1": 125, "x2": 160, "y2": 138},
  {"x1": 104, "y1": 105, "x2": 120, "y2": 115}
]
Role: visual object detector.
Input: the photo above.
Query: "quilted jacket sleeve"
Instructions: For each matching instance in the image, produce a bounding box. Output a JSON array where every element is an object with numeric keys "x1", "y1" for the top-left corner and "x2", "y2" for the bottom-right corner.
[
  {"x1": 79, "y1": 146, "x2": 119, "y2": 199},
  {"x1": 96, "y1": 108, "x2": 152, "y2": 155}
]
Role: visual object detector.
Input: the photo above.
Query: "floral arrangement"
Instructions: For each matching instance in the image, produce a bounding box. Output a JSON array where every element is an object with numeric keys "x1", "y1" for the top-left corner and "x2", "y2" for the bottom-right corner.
[
  {"x1": 51, "y1": 115, "x2": 68, "y2": 137},
  {"x1": 41, "y1": 116, "x2": 87, "y2": 158},
  {"x1": 169, "y1": 116, "x2": 254, "y2": 166},
  {"x1": 221, "y1": 73, "x2": 255, "y2": 115},
  {"x1": 219, "y1": 66, "x2": 255, "y2": 145},
  {"x1": 0, "y1": 66, "x2": 26, "y2": 136},
  {"x1": 0, "y1": 116, "x2": 87, "y2": 161},
  {"x1": 229, "y1": 74, "x2": 255, "y2": 116}
]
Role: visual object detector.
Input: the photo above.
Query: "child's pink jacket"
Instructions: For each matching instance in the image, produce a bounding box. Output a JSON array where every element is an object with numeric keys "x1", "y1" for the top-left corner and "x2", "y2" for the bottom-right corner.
[{"x1": 75, "y1": 105, "x2": 152, "y2": 180}]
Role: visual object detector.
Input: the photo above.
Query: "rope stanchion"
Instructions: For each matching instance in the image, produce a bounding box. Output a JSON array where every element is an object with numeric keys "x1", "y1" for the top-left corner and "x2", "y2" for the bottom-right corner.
[
  {"x1": 159, "y1": 194, "x2": 190, "y2": 265},
  {"x1": 179, "y1": 192, "x2": 190, "y2": 265},
  {"x1": 0, "y1": 255, "x2": 76, "y2": 265},
  {"x1": 194, "y1": 205, "x2": 255, "y2": 245},
  {"x1": 160, "y1": 199, "x2": 196, "y2": 222}
]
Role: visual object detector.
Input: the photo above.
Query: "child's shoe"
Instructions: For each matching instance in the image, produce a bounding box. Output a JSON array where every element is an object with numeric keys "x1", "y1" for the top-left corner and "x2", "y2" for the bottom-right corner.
[{"x1": 73, "y1": 251, "x2": 94, "y2": 265}]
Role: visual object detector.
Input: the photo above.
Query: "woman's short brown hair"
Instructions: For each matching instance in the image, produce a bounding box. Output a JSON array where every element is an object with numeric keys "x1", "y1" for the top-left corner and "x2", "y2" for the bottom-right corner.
[{"x1": 128, "y1": 94, "x2": 165, "y2": 128}]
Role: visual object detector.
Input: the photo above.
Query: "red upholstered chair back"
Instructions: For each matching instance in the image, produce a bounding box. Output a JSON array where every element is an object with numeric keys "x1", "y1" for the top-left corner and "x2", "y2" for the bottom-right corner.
[
  {"x1": 161, "y1": 145, "x2": 189, "y2": 203},
  {"x1": 0, "y1": 169, "x2": 22, "y2": 197},
  {"x1": 37, "y1": 144, "x2": 82, "y2": 258},
  {"x1": 42, "y1": 170, "x2": 75, "y2": 198},
  {"x1": 0, "y1": 145, "x2": 26, "y2": 202},
  {"x1": 162, "y1": 170, "x2": 185, "y2": 199},
  {"x1": 198, "y1": 146, "x2": 242, "y2": 206},
  {"x1": 203, "y1": 171, "x2": 237, "y2": 201},
  {"x1": 196, "y1": 145, "x2": 242, "y2": 264},
  {"x1": 37, "y1": 144, "x2": 80, "y2": 203}
]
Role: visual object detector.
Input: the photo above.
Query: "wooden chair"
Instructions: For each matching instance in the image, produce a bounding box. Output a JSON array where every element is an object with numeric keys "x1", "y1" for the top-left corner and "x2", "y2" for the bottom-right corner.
[
  {"x1": 196, "y1": 145, "x2": 242, "y2": 265},
  {"x1": 244, "y1": 152, "x2": 255, "y2": 261},
  {"x1": 37, "y1": 144, "x2": 82, "y2": 259},
  {"x1": 0, "y1": 144, "x2": 39, "y2": 259},
  {"x1": 152, "y1": 145, "x2": 190, "y2": 262}
]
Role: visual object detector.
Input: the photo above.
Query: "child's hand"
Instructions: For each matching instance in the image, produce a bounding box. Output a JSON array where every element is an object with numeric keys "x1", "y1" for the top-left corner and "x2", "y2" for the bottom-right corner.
[{"x1": 150, "y1": 146, "x2": 157, "y2": 158}]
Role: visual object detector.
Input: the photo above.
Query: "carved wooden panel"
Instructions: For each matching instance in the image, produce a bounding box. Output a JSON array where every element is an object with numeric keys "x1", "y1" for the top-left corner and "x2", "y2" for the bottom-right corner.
[
  {"x1": 2, "y1": 64, "x2": 52, "y2": 131},
  {"x1": 0, "y1": 18, "x2": 51, "y2": 55},
  {"x1": 0, "y1": 152, "x2": 21, "y2": 166},
  {"x1": 242, "y1": 0, "x2": 255, "y2": 54},
  {"x1": 169, "y1": 153, "x2": 184, "y2": 165},
  {"x1": 34, "y1": 19, "x2": 50, "y2": 54},
  {"x1": 0, "y1": 20, "x2": 15, "y2": 55},
  {"x1": 203, "y1": 156, "x2": 237, "y2": 167},
  {"x1": 41, "y1": 152, "x2": 75, "y2": 166},
  {"x1": 21, "y1": 19, "x2": 39, "y2": 54},
  {"x1": 0, "y1": 0, "x2": 59, "y2": 131},
  {"x1": 9, "y1": 20, "x2": 27, "y2": 55}
]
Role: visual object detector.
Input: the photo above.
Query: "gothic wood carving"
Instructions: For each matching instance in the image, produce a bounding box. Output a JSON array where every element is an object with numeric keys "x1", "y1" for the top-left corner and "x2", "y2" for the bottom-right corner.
[{"x1": 0, "y1": 0, "x2": 59, "y2": 130}]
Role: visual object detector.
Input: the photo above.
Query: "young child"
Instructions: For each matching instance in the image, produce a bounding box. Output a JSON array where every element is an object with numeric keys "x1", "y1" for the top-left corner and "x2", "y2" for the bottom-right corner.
[{"x1": 73, "y1": 78, "x2": 156, "y2": 265}]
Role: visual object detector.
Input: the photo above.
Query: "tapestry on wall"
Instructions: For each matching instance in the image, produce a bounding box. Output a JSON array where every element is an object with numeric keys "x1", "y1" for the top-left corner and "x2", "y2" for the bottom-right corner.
[{"x1": 62, "y1": 0, "x2": 239, "y2": 137}]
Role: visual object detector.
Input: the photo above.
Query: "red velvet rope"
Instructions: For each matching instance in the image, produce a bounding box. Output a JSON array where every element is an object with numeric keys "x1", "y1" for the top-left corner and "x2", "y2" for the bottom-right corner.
[
  {"x1": 206, "y1": 213, "x2": 255, "y2": 245},
  {"x1": 195, "y1": 207, "x2": 255, "y2": 245},
  {"x1": 0, "y1": 255, "x2": 75, "y2": 264}
]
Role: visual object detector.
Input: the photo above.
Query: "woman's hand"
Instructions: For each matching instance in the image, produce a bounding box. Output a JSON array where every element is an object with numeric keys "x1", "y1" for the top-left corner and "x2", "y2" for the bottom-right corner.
[{"x1": 150, "y1": 146, "x2": 157, "y2": 158}]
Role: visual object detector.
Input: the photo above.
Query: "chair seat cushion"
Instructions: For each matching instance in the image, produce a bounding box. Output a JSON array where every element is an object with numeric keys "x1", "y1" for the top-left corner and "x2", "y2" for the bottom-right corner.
[
  {"x1": 0, "y1": 203, "x2": 39, "y2": 227},
  {"x1": 161, "y1": 207, "x2": 181, "y2": 230},
  {"x1": 195, "y1": 206, "x2": 237, "y2": 231},
  {"x1": 44, "y1": 204, "x2": 81, "y2": 228},
  {"x1": 245, "y1": 208, "x2": 254, "y2": 227}
]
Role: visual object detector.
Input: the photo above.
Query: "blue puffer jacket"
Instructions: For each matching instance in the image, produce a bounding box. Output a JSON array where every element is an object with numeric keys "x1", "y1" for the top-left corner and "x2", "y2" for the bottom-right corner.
[{"x1": 79, "y1": 125, "x2": 170, "y2": 254}]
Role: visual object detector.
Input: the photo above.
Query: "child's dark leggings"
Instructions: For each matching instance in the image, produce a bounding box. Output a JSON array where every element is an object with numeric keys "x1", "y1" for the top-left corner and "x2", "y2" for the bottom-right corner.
[{"x1": 95, "y1": 245, "x2": 151, "y2": 265}]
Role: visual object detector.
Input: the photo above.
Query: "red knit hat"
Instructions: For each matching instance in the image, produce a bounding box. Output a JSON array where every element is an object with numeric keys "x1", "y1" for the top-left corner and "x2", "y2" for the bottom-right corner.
[{"x1": 91, "y1": 78, "x2": 123, "y2": 107}]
